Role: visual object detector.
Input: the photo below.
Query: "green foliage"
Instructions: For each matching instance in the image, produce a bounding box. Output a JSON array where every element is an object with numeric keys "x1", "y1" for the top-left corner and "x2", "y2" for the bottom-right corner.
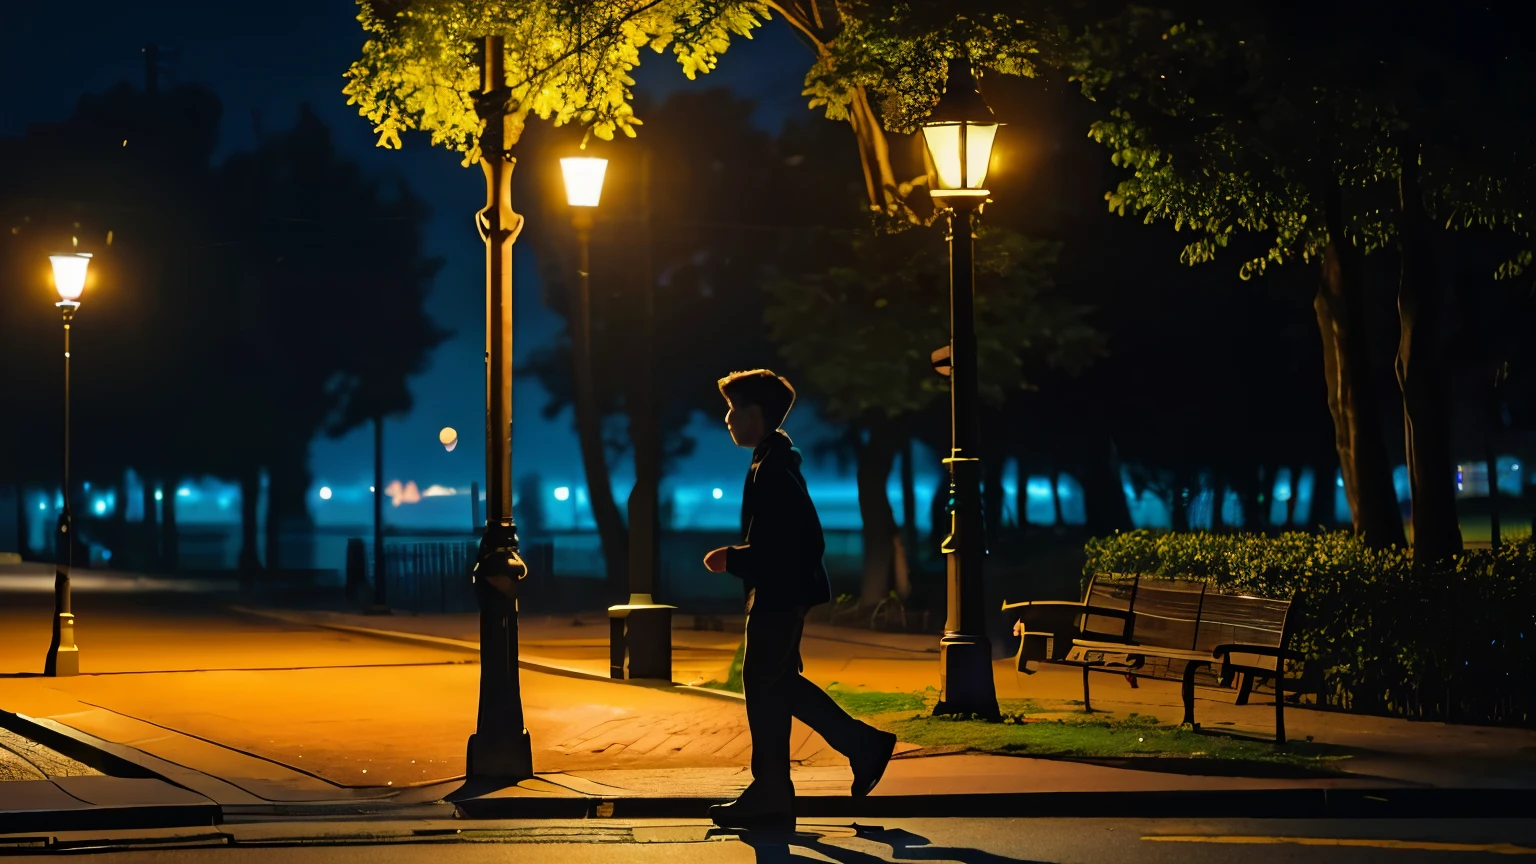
[
  {"x1": 802, "y1": 0, "x2": 1048, "y2": 131},
  {"x1": 1066, "y1": 3, "x2": 1536, "y2": 281},
  {"x1": 700, "y1": 638, "x2": 746, "y2": 693},
  {"x1": 345, "y1": 0, "x2": 768, "y2": 161},
  {"x1": 764, "y1": 224, "x2": 1102, "y2": 425},
  {"x1": 1084, "y1": 530, "x2": 1536, "y2": 726}
]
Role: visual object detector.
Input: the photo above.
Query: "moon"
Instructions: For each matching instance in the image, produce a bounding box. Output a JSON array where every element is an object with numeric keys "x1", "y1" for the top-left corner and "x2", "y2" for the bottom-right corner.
[{"x1": 439, "y1": 426, "x2": 458, "y2": 452}]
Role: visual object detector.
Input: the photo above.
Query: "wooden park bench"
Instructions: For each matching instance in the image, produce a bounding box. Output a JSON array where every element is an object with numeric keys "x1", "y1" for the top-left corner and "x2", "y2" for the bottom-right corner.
[{"x1": 1002, "y1": 573, "x2": 1313, "y2": 743}]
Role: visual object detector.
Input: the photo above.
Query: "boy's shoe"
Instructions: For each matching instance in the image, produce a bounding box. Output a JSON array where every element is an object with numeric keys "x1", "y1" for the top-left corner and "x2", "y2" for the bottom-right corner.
[
  {"x1": 849, "y1": 729, "x2": 898, "y2": 797},
  {"x1": 708, "y1": 798, "x2": 795, "y2": 831}
]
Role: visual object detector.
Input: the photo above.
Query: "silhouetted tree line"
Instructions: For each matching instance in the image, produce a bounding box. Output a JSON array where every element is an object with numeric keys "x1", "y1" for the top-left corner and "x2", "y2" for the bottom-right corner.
[{"x1": 0, "y1": 79, "x2": 444, "y2": 575}]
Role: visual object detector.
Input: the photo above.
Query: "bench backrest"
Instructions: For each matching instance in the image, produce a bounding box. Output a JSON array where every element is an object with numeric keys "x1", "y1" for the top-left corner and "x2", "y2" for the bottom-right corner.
[
  {"x1": 1082, "y1": 573, "x2": 1298, "y2": 660},
  {"x1": 1080, "y1": 573, "x2": 1138, "y2": 642},
  {"x1": 1192, "y1": 591, "x2": 1292, "y2": 655},
  {"x1": 1128, "y1": 579, "x2": 1208, "y2": 650}
]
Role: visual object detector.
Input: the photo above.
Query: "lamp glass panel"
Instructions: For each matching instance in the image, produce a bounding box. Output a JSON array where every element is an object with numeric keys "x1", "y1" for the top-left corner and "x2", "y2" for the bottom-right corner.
[
  {"x1": 49, "y1": 253, "x2": 91, "y2": 302},
  {"x1": 921, "y1": 123, "x2": 963, "y2": 191},
  {"x1": 965, "y1": 123, "x2": 999, "y2": 189},
  {"x1": 560, "y1": 157, "x2": 608, "y2": 207}
]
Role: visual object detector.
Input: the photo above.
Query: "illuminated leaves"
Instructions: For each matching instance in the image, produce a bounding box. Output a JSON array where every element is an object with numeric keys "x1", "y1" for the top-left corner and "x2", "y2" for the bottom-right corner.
[{"x1": 344, "y1": 0, "x2": 769, "y2": 163}]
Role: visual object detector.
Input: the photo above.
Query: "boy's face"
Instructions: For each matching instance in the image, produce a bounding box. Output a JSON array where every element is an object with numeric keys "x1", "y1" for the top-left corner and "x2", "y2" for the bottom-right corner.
[{"x1": 724, "y1": 400, "x2": 767, "y2": 449}]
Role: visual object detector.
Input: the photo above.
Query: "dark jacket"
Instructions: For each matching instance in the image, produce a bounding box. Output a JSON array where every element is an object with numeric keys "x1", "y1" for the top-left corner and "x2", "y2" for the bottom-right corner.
[{"x1": 724, "y1": 430, "x2": 832, "y2": 610}]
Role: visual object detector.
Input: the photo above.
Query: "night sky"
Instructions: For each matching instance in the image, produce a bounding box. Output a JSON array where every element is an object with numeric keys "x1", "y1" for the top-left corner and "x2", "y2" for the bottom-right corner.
[{"x1": 4, "y1": 2, "x2": 861, "y2": 527}]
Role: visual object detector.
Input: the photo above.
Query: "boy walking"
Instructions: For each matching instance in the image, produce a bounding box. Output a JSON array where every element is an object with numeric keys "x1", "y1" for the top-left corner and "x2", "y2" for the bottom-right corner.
[{"x1": 703, "y1": 369, "x2": 897, "y2": 830}]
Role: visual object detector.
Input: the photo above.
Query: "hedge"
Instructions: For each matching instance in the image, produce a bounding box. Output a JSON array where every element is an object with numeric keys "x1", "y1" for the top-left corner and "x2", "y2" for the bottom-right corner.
[{"x1": 1083, "y1": 530, "x2": 1536, "y2": 726}]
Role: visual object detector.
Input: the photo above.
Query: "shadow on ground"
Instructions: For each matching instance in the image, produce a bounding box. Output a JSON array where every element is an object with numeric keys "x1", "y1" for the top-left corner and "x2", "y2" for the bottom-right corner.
[{"x1": 724, "y1": 824, "x2": 1044, "y2": 864}]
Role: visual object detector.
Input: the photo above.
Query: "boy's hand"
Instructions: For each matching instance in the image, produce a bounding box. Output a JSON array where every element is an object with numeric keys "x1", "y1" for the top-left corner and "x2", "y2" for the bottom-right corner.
[{"x1": 704, "y1": 547, "x2": 730, "y2": 573}]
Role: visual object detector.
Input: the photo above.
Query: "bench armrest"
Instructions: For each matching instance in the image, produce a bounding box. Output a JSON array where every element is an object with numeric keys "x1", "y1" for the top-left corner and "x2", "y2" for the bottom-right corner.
[
  {"x1": 1000, "y1": 599, "x2": 1087, "y2": 612},
  {"x1": 1213, "y1": 643, "x2": 1304, "y2": 662}
]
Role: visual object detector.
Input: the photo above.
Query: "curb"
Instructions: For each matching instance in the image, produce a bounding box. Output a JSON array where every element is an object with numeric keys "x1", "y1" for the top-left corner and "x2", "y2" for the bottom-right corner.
[
  {"x1": 454, "y1": 787, "x2": 1536, "y2": 821},
  {"x1": 0, "y1": 712, "x2": 221, "y2": 834},
  {"x1": 226, "y1": 606, "x2": 747, "y2": 703}
]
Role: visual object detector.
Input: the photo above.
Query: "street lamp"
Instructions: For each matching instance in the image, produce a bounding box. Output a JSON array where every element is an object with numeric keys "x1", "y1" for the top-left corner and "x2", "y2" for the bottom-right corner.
[
  {"x1": 921, "y1": 59, "x2": 1002, "y2": 720},
  {"x1": 464, "y1": 34, "x2": 532, "y2": 785},
  {"x1": 559, "y1": 154, "x2": 673, "y2": 680},
  {"x1": 44, "y1": 251, "x2": 91, "y2": 678}
]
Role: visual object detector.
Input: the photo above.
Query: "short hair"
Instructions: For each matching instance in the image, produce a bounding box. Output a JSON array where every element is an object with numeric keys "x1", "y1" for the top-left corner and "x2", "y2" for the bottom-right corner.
[{"x1": 717, "y1": 369, "x2": 797, "y2": 430}]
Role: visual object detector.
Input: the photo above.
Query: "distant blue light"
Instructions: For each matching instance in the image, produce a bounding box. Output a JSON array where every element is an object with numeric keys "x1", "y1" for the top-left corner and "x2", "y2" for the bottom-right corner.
[
  {"x1": 102, "y1": 549, "x2": 112, "y2": 561},
  {"x1": 38, "y1": 501, "x2": 46, "y2": 511},
  {"x1": 554, "y1": 487, "x2": 570, "y2": 502},
  {"x1": 712, "y1": 488, "x2": 724, "y2": 500},
  {"x1": 93, "y1": 500, "x2": 106, "y2": 515}
]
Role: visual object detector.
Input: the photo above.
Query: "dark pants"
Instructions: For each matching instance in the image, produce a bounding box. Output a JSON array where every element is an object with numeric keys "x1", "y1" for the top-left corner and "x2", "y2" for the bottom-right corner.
[{"x1": 743, "y1": 604, "x2": 874, "y2": 799}]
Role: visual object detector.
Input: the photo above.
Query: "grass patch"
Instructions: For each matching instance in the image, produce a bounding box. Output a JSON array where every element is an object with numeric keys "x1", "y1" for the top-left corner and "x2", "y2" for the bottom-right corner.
[
  {"x1": 833, "y1": 690, "x2": 1350, "y2": 771},
  {"x1": 699, "y1": 640, "x2": 745, "y2": 693},
  {"x1": 826, "y1": 684, "x2": 928, "y2": 716}
]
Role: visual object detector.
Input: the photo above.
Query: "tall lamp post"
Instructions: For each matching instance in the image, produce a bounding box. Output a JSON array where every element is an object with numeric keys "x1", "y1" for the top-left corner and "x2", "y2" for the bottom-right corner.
[
  {"x1": 44, "y1": 251, "x2": 91, "y2": 678},
  {"x1": 921, "y1": 59, "x2": 1002, "y2": 719},
  {"x1": 465, "y1": 34, "x2": 532, "y2": 784},
  {"x1": 558, "y1": 155, "x2": 673, "y2": 680}
]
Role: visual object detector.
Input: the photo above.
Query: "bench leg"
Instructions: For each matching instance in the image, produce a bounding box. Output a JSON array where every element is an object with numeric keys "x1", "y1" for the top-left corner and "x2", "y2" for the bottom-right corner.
[
  {"x1": 1180, "y1": 661, "x2": 1207, "y2": 728},
  {"x1": 1275, "y1": 681, "x2": 1287, "y2": 745},
  {"x1": 1082, "y1": 665, "x2": 1092, "y2": 713},
  {"x1": 1235, "y1": 672, "x2": 1253, "y2": 706}
]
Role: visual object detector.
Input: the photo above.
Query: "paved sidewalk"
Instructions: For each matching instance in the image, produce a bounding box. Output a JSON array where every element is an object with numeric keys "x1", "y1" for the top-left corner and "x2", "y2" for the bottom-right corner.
[
  {"x1": 255, "y1": 605, "x2": 1536, "y2": 791},
  {"x1": 2, "y1": 578, "x2": 1533, "y2": 823}
]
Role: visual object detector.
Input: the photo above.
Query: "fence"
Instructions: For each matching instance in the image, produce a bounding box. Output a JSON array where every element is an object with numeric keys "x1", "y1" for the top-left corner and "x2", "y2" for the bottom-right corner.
[{"x1": 354, "y1": 538, "x2": 552, "y2": 614}]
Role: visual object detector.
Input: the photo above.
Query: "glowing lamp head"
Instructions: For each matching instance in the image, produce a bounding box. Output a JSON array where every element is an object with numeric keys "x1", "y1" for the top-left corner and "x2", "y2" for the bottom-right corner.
[
  {"x1": 439, "y1": 426, "x2": 458, "y2": 452},
  {"x1": 50, "y1": 252, "x2": 92, "y2": 303},
  {"x1": 560, "y1": 157, "x2": 609, "y2": 207},
  {"x1": 920, "y1": 59, "x2": 1001, "y2": 200}
]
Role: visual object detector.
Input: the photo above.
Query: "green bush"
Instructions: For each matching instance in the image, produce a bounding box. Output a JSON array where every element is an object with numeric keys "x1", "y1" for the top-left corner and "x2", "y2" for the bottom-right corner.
[{"x1": 1083, "y1": 530, "x2": 1536, "y2": 726}]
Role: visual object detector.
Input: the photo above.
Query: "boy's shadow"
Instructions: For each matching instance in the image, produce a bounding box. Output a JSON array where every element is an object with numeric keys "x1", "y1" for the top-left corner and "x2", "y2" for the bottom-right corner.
[{"x1": 715, "y1": 824, "x2": 1047, "y2": 864}]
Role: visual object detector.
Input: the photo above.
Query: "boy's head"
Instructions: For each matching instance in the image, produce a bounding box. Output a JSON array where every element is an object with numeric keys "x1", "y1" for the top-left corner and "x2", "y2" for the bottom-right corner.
[{"x1": 717, "y1": 369, "x2": 796, "y2": 449}]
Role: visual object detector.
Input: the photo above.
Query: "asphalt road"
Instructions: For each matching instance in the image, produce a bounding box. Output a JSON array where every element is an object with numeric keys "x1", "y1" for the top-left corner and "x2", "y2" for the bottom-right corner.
[{"x1": 13, "y1": 818, "x2": 1536, "y2": 862}]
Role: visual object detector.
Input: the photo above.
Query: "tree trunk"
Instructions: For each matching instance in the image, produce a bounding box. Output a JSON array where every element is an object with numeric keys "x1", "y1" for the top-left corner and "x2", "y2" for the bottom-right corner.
[
  {"x1": 899, "y1": 436, "x2": 919, "y2": 586},
  {"x1": 1209, "y1": 473, "x2": 1227, "y2": 531},
  {"x1": 238, "y1": 465, "x2": 262, "y2": 583},
  {"x1": 1237, "y1": 464, "x2": 1267, "y2": 533},
  {"x1": 1314, "y1": 459, "x2": 1340, "y2": 529},
  {"x1": 855, "y1": 425, "x2": 900, "y2": 608},
  {"x1": 160, "y1": 479, "x2": 178, "y2": 573},
  {"x1": 1486, "y1": 441, "x2": 1501, "y2": 550},
  {"x1": 569, "y1": 228, "x2": 628, "y2": 601},
  {"x1": 13, "y1": 484, "x2": 26, "y2": 559},
  {"x1": 1317, "y1": 200, "x2": 1408, "y2": 548},
  {"x1": 1078, "y1": 441, "x2": 1132, "y2": 535},
  {"x1": 1285, "y1": 467, "x2": 1300, "y2": 528},
  {"x1": 1395, "y1": 148, "x2": 1463, "y2": 563},
  {"x1": 1050, "y1": 467, "x2": 1065, "y2": 528},
  {"x1": 141, "y1": 480, "x2": 158, "y2": 570},
  {"x1": 1169, "y1": 472, "x2": 1190, "y2": 532},
  {"x1": 265, "y1": 453, "x2": 311, "y2": 576},
  {"x1": 982, "y1": 451, "x2": 1006, "y2": 549}
]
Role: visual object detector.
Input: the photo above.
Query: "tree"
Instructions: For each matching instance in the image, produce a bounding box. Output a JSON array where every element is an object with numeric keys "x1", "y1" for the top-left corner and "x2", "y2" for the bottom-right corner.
[
  {"x1": 766, "y1": 224, "x2": 1101, "y2": 605},
  {"x1": 0, "y1": 81, "x2": 226, "y2": 570},
  {"x1": 212, "y1": 105, "x2": 447, "y2": 576},
  {"x1": 1050, "y1": 1, "x2": 1535, "y2": 560},
  {"x1": 345, "y1": 0, "x2": 769, "y2": 159}
]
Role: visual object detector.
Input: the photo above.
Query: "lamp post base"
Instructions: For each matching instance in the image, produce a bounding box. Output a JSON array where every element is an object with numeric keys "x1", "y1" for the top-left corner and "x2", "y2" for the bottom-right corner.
[
  {"x1": 935, "y1": 633, "x2": 998, "y2": 719},
  {"x1": 465, "y1": 728, "x2": 533, "y2": 781},
  {"x1": 44, "y1": 611, "x2": 79, "y2": 677},
  {"x1": 608, "y1": 595, "x2": 675, "y2": 680}
]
